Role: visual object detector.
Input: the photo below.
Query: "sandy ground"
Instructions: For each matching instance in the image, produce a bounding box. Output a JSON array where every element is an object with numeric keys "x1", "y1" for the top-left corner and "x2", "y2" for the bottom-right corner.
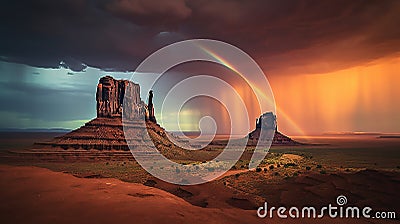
[
  {"x1": 1, "y1": 165, "x2": 397, "y2": 224},
  {"x1": 0, "y1": 165, "x2": 261, "y2": 224}
]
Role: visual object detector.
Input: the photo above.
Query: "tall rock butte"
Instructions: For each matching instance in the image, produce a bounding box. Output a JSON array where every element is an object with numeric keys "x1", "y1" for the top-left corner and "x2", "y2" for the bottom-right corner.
[
  {"x1": 96, "y1": 76, "x2": 150, "y2": 121},
  {"x1": 35, "y1": 76, "x2": 162, "y2": 151}
]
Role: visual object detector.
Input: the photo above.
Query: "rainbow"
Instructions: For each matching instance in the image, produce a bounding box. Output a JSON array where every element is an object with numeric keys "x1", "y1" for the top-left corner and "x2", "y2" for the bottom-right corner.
[{"x1": 200, "y1": 46, "x2": 307, "y2": 136}]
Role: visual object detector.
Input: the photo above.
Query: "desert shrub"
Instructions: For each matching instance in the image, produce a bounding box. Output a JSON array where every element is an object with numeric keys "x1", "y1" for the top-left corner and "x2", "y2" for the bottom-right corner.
[
  {"x1": 274, "y1": 172, "x2": 280, "y2": 176},
  {"x1": 316, "y1": 164, "x2": 322, "y2": 169},
  {"x1": 143, "y1": 179, "x2": 157, "y2": 187},
  {"x1": 269, "y1": 165, "x2": 274, "y2": 170},
  {"x1": 235, "y1": 173, "x2": 240, "y2": 178},
  {"x1": 277, "y1": 164, "x2": 281, "y2": 168},
  {"x1": 256, "y1": 167, "x2": 262, "y2": 172},
  {"x1": 284, "y1": 163, "x2": 297, "y2": 168},
  {"x1": 264, "y1": 168, "x2": 268, "y2": 172},
  {"x1": 293, "y1": 172, "x2": 299, "y2": 177},
  {"x1": 306, "y1": 166, "x2": 311, "y2": 170},
  {"x1": 180, "y1": 179, "x2": 190, "y2": 185},
  {"x1": 72, "y1": 145, "x2": 80, "y2": 149},
  {"x1": 320, "y1": 170, "x2": 327, "y2": 174}
]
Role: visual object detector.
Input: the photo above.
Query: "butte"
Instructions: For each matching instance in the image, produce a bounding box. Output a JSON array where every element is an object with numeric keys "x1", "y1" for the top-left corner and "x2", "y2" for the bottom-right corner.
[{"x1": 33, "y1": 76, "x2": 299, "y2": 153}]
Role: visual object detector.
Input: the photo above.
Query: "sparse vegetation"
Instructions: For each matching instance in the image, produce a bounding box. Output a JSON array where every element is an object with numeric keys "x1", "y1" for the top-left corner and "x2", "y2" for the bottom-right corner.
[
  {"x1": 306, "y1": 166, "x2": 311, "y2": 170},
  {"x1": 283, "y1": 163, "x2": 297, "y2": 168},
  {"x1": 269, "y1": 165, "x2": 274, "y2": 170}
]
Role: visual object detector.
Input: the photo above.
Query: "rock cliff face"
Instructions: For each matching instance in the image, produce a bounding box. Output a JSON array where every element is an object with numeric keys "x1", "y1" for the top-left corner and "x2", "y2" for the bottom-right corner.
[
  {"x1": 146, "y1": 90, "x2": 157, "y2": 123},
  {"x1": 255, "y1": 112, "x2": 277, "y2": 130},
  {"x1": 96, "y1": 76, "x2": 145, "y2": 119}
]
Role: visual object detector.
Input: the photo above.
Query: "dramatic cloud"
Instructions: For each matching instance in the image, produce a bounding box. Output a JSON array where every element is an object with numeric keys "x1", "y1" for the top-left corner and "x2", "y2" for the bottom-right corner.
[
  {"x1": 1, "y1": 0, "x2": 399, "y2": 133},
  {"x1": 106, "y1": 0, "x2": 192, "y2": 28},
  {"x1": 0, "y1": 0, "x2": 399, "y2": 74}
]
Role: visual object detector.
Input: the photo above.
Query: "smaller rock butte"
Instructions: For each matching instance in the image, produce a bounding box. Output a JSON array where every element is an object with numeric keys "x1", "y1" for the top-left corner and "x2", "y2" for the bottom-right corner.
[
  {"x1": 247, "y1": 112, "x2": 301, "y2": 145},
  {"x1": 36, "y1": 76, "x2": 299, "y2": 151}
]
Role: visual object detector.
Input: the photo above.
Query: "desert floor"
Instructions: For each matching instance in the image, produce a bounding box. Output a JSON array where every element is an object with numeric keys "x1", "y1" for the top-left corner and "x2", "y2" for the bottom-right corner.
[{"x1": 0, "y1": 133, "x2": 399, "y2": 223}]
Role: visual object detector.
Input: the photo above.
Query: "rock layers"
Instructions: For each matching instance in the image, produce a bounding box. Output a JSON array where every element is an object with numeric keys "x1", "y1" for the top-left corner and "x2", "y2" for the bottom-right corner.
[{"x1": 35, "y1": 76, "x2": 159, "y2": 151}]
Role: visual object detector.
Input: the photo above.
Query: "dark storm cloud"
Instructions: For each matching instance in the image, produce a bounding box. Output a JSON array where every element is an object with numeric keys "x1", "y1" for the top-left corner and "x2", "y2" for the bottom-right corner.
[
  {"x1": 0, "y1": 0, "x2": 160, "y2": 71},
  {"x1": 0, "y1": 0, "x2": 399, "y2": 73},
  {"x1": 183, "y1": 0, "x2": 400, "y2": 73},
  {"x1": 0, "y1": 79, "x2": 94, "y2": 122},
  {"x1": 105, "y1": 0, "x2": 192, "y2": 28}
]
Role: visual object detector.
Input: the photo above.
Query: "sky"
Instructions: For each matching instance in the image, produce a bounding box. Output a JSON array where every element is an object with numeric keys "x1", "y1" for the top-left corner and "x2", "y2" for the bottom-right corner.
[{"x1": 0, "y1": 0, "x2": 399, "y2": 135}]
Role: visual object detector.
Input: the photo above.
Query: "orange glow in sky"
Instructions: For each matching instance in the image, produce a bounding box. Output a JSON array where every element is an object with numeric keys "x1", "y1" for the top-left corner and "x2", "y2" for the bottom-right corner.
[{"x1": 269, "y1": 55, "x2": 400, "y2": 135}]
